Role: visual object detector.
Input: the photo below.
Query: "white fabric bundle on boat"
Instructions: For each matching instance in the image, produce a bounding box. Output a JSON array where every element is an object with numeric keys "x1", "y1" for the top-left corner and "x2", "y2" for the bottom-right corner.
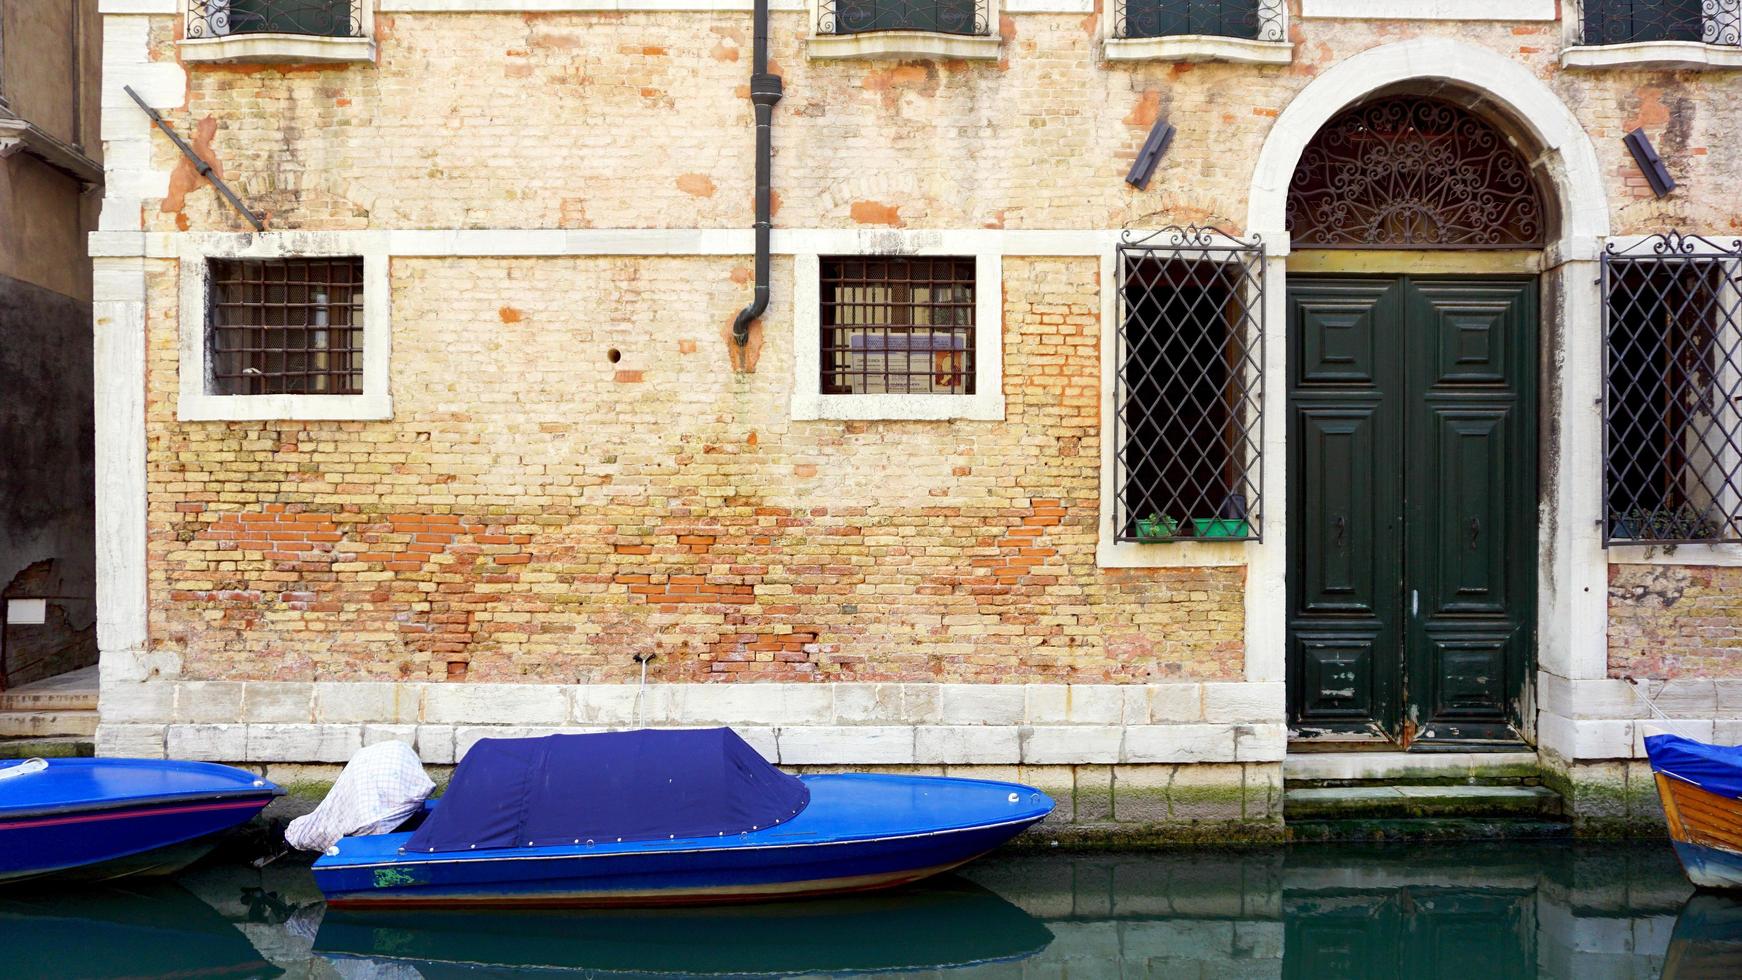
[{"x1": 286, "y1": 740, "x2": 435, "y2": 852}]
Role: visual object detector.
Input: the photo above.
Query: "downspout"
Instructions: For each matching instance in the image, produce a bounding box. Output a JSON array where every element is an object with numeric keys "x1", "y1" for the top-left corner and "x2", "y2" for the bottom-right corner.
[{"x1": 732, "y1": 0, "x2": 783, "y2": 349}]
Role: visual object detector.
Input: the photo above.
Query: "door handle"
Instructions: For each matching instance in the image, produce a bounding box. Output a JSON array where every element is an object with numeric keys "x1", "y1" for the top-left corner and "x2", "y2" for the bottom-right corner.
[
  {"x1": 1333, "y1": 515, "x2": 1346, "y2": 548},
  {"x1": 1469, "y1": 517, "x2": 1481, "y2": 550}
]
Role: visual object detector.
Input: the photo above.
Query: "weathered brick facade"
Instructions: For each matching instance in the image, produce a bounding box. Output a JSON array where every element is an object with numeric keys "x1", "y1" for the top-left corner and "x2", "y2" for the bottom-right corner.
[{"x1": 88, "y1": 1, "x2": 1742, "y2": 834}]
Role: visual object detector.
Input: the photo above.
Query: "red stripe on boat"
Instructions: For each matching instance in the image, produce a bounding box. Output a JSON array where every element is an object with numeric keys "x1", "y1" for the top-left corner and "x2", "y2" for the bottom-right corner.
[{"x1": 0, "y1": 797, "x2": 271, "y2": 831}]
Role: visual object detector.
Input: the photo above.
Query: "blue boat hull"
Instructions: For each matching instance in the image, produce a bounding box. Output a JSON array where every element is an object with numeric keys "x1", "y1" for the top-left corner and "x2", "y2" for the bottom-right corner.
[
  {"x1": 315, "y1": 774, "x2": 1052, "y2": 908},
  {"x1": 0, "y1": 794, "x2": 278, "y2": 883},
  {"x1": 1673, "y1": 840, "x2": 1742, "y2": 891}
]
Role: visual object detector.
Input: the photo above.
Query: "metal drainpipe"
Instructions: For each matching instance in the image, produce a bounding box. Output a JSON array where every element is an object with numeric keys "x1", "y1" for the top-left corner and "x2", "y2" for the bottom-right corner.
[{"x1": 732, "y1": 0, "x2": 783, "y2": 348}]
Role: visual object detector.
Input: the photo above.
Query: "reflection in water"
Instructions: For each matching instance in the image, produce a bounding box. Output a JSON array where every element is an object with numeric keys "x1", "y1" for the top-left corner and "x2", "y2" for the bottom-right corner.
[{"x1": 4, "y1": 843, "x2": 1740, "y2": 978}]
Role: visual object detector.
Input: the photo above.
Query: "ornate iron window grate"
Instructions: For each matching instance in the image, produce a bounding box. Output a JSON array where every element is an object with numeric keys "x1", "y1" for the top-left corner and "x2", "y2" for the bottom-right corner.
[
  {"x1": 1578, "y1": 0, "x2": 1741, "y2": 46},
  {"x1": 1115, "y1": 227, "x2": 1266, "y2": 543},
  {"x1": 188, "y1": 1, "x2": 363, "y2": 39},
  {"x1": 818, "y1": 0, "x2": 989, "y2": 35},
  {"x1": 1286, "y1": 96, "x2": 1547, "y2": 250},
  {"x1": 1603, "y1": 233, "x2": 1742, "y2": 545},
  {"x1": 1113, "y1": 0, "x2": 1285, "y2": 41},
  {"x1": 208, "y1": 257, "x2": 365, "y2": 396},
  {"x1": 820, "y1": 256, "x2": 976, "y2": 396}
]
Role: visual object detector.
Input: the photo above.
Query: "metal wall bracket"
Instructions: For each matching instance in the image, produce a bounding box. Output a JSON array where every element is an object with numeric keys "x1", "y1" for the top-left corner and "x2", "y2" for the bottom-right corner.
[
  {"x1": 1125, "y1": 116, "x2": 1175, "y2": 191},
  {"x1": 124, "y1": 85, "x2": 265, "y2": 231},
  {"x1": 1623, "y1": 128, "x2": 1677, "y2": 199}
]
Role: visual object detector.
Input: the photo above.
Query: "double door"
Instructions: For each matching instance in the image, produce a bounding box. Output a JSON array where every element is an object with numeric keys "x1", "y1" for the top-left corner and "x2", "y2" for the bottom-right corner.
[{"x1": 1286, "y1": 277, "x2": 1537, "y2": 747}]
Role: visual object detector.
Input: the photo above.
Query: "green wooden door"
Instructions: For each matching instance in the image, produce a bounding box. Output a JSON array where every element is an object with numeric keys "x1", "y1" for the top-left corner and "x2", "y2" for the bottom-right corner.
[{"x1": 1287, "y1": 277, "x2": 1536, "y2": 747}]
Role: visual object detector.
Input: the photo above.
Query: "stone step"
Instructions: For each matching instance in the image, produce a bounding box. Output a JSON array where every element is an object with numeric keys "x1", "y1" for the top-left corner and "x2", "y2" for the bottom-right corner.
[
  {"x1": 1285, "y1": 784, "x2": 1564, "y2": 822},
  {"x1": 0, "y1": 736, "x2": 94, "y2": 759},
  {"x1": 0, "y1": 690, "x2": 99, "y2": 713},
  {"x1": 1284, "y1": 751, "x2": 1540, "y2": 787},
  {"x1": 0, "y1": 710, "x2": 99, "y2": 739}
]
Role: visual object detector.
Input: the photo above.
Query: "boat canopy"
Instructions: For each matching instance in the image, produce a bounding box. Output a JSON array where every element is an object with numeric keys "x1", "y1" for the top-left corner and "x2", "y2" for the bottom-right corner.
[
  {"x1": 405, "y1": 728, "x2": 809, "y2": 853},
  {"x1": 1646, "y1": 734, "x2": 1742, "y2": 800}
]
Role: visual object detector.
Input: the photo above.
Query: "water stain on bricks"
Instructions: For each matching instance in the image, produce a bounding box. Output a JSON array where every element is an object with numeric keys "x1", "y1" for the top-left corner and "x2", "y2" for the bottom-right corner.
[
  {"x1": 677, "y1": 174, "x2": 716, "y2": 197},
  {"x1": 850, "y1": 201, "x2": 904, "y2": 227}
]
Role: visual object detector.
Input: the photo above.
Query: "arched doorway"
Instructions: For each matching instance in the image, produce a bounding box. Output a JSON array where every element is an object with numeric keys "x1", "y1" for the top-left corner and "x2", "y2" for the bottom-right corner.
[{"x1": 1282, "y1": 93, "x2": 1551, "y2": 748}]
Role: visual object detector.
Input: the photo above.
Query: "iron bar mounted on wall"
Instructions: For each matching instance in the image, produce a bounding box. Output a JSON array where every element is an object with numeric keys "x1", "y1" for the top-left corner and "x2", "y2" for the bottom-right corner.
[
  {"x1": 731, "y1": 0, "x2": 783, "y2": 349},
  {"x1": 124, "y1": 85, "x2": 264, "y2": 231}
]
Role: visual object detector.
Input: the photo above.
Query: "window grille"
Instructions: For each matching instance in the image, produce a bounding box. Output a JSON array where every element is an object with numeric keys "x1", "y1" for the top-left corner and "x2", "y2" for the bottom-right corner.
[
  {"x1": 1114, "y1": 0, "x2": 1285, "y2": 41},
  {"x1": 1578, "y1": 0, "x2": 1741, "y2": 46},
  {"x1": 1603, "y1": 232, "x2": 1742, "y2": 545},
  {"x1": 817, "y1": 0, "x2": 989, "y2": 35},
  {"x1": 1115, "y1": 227, "x2": 1266, "y2": 543},
  {"x1": 188, "y1": 1, "x2": 363, "y2": 39},
  {"x1": 207, "y1": 257, "x2": 365, "y2": 396},
  {"x1": 820, "y1": 257, "x2": 976, "y2": 396}
]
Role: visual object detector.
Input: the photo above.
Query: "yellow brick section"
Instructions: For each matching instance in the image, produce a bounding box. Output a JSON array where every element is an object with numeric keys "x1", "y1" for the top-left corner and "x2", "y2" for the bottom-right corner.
[
  {"x1": 139, "y1": 13, "x2": 1742, "y2": 235},
  {"x1": 144, "y1": 256, "x2": 1245, "y2": 683},
  {"x1": 1608, "y1": 564, "x2": 1742, "y2": 679}
]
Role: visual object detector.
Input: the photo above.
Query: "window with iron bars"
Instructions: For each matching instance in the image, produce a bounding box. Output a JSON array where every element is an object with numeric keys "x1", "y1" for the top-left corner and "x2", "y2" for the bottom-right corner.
[
  {"x1": 817, "y1": 0, "x2": 989, "y2": 36},
  {"x1": 1603, "y1": 233, "x2": 1742, "y2": 545},
  {"x1": 820, "y1": 257, "x2": 975, "y2": 396},
  {"x1": 1578, "y1": 0, "x2": 1741, "y2": 46},
  {"x1": 1114, "y1": 0, "x2": 1285, "y2": 41},
  {"x1": 1115, "y1": 228, "x2": 1265, "y2": 543},
  {"x1": 187, "y1": 1, "x2": 363, "y2": 39},
  {"x1": 207, "y1": 257, "x2": 365, "y2": 397}
]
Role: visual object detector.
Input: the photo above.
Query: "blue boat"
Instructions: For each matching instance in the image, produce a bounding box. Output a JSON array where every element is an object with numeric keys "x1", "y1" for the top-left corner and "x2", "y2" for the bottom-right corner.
[
  {"x1": 1645, "y1": 734, "x2": 1742, "y2": 890},
  {"x1": 313, "y1": 728, "x2": 1053, "y2": 908},
  {"x1": 0, "y1": 757, "x2": 283, "y2": 883}
]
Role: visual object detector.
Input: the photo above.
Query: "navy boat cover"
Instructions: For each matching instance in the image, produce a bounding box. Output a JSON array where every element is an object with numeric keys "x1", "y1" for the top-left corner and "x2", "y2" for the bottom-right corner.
[
  {"x1": 1646, "y1": 733, "x2": 1742, "y2": 801},
  {"x1": 405, "y1": 728, "x2": 809, "y2": 853}
]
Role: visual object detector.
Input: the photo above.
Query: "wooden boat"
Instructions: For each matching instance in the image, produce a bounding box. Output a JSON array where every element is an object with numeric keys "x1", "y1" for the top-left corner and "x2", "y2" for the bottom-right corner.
[
  {"x1": 312, "y1": 728, "x2": 1053, "y2": 908},
  {"x1": 1645, "y1": 734, "x2": 1742, "y2": 890},
  {"x1": 1661, "y1": 894, "x2": 1742, "y2": 980},
  {"x1": 0, "y1": 757, "x2": 282, "y2": 883},
  {"x1": 314, "y1": 875, "x2": 1054, "y2": 974}
]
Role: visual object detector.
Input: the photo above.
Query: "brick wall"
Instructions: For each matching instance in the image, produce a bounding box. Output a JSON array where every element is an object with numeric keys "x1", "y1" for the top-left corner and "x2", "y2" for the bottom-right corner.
[
  {"x1": 1608, "y1": 564, "x2": 1742, "y2": 679},
  {"x1": 145, "y1": 256, "x2": 1245, "y2": 683}
]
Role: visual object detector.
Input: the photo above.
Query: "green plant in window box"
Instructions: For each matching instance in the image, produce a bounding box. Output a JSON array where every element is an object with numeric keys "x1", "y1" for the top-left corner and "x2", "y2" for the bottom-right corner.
[
  {"x1": 1134, "y1": 515, "x2": 1179, "y2": 542},
  {"x1": 1191, "y1": 518, "x2": 1250, "y2": 538}
]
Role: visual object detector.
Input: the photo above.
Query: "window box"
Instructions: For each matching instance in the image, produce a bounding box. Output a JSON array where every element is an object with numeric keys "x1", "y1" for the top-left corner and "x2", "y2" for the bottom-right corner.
[
  {"x1": 807, "y1": 0, "x2": 1001, "y2": 60},
  {"x1": 1563, "y1": 0, "x2": 1742, "y2": 69},
  {"x1": 1105, "y1": 0, "x2": 1291, "y2": 64},
  {"x1": 791, "y1": 250, "x2": 1004, "y2": 421},
  {"x1": 178, "y1": 245, "x2": 392, "y2": 421},
  {"x1": 181, "y1": 1, "x2": 375, "y2": 65}
]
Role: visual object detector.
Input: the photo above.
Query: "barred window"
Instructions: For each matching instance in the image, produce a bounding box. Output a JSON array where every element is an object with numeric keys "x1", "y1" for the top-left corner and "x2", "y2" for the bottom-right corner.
[
  {"x1": 1115, "y1": 228, "x2": 1265, "y2": 543},
  {"x1": 818, "y1": 0, "x2": 988, "y2": 35},
  {"x1": 1579, "y1": 0, "x2": 1740, "y2": 46},
  {"x1": 820, "y1": 257, "x2": 975, "y2": 396},
  {"x1": 188, "y1": 1, "x2": 363, "y2": 39},
  {"x1": 207, "y1": 257, "x2": 365, "y2": 396},
  {"x1": 1603, "y1": 233, "x2": 1742, "y2": 544},
  {"x1": 1115, "y1": 0, "x2": 1285, "y2": 41}
]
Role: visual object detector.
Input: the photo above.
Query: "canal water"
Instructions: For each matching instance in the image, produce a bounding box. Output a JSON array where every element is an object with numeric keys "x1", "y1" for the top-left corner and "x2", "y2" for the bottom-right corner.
[{"x1": 2, "y1": 842, "x2": 1738, "y2": 978}]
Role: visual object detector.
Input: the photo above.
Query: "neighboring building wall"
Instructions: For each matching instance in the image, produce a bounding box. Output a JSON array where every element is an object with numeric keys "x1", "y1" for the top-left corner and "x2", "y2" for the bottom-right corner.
[
  {"x1": 91, "y1": 1, "x2": 1742, "y2": 834},
  {"x1": 0, "y1": 1, "x2": 100, "y2": 688}
]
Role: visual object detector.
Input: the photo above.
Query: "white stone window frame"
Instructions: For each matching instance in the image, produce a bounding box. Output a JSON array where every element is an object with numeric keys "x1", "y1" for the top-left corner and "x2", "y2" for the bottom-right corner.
[
  {"x1": 1561, "y1": 0, "x2": 1742, "y2": 70},
  {"x1": 791, "y1": 242, "x2": 1004, "y2": 422},
  {"x1": 1600, "y1": 232, "x2": 1742, "y2": 567},
  {"x1": 179, "y1": 0, "x2": 378, "y2": 65},
  {"x1": 805, "y1": 0, "x2": 1003, "y2": 61},
  {"x1": 177, "y1": 234, "x2": 392, "y2": 421},
  {"x1": 1094, "y1": 235, "x2": 1276, "y2": 569},
  {"x1": 1103, "y1": 0, "x2": 1292, "y2": 66}
]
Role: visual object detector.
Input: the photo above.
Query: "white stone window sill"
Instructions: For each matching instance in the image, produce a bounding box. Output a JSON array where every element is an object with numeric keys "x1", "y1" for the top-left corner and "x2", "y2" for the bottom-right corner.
[
  {"x1": 805, "y1": 31, "x2": 1001, "y2": 61},
  {"x1": 790, "y1": 392, "x2": 1004, "y2": 422},
  {"x1": 1605, "y1": 542, "x2": 1742, "y2": 567},
  {"x1": 178, "y1": 391, "x2": 393, "y2": 422},
  {"x1": 1103, "y1": 35, "x2": 1292, "y2": 65},
  {"x1": 1096, "y1": 539, "x2": 1252, "y2": 569},
  {"x1": 1561, "y1": 41, "x2": 1742, "y2": 71},
  {"x1": 179, "y1": 34, "x2": 376, "y2": 65}
]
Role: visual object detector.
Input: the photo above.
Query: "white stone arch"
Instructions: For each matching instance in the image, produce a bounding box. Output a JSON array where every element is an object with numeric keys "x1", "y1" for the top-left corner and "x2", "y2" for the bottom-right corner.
[
  {"x1": 1247, "y1": 38, "x2": 1611, "y2": 253},
  {"x1": 1241, "y1": 38, "x2": 1613, "y2": 760}
]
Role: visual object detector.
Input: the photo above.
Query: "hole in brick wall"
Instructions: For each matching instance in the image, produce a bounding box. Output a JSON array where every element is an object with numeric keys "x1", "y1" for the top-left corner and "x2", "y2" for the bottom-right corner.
[{"x1": 607, "y1": 348, "x2": 622, "y2": 364}]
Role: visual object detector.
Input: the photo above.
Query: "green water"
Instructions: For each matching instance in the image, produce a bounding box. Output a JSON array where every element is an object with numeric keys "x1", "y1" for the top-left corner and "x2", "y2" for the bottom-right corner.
[{"x1": 2, "y1": 842, "x2": 1739, "y2": 978}]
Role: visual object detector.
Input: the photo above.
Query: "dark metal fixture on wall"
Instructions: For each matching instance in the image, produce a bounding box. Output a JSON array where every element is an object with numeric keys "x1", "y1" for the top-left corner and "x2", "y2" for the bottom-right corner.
[
  {"x1": 731, "y1": 0, "x2": 784, "y2": 349},
  {"x1": 1623, "y1": 128, "x2": 1677, "y2": 199},
  {"x1": 1125, "y1": 116, "x2": 1176, "y2": 190},
  {"x1": 124, "y1": 85, "x2": 265, "y2": 231}
]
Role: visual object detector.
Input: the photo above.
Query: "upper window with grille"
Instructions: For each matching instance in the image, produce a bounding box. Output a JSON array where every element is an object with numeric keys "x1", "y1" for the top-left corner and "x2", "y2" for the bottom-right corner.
[
  {"x1": 1114, "y1": 0, "x2": 1286, "y2": 41},
  {"x1": 207, "y1": 257, "x2": 364, "y2": 396},
  {"x1": 817, "y1": 0, "x2": 990, "y2": 36},
  {"x1": 820, "y1": 256, "x2": 976, "y2": 397},
  {"x1": 1603, "y1": 233, "x2": 1742, "y2": 545},
  {"x1": 1578, "y1": 0, "x2": 1740, "y2": 46}
]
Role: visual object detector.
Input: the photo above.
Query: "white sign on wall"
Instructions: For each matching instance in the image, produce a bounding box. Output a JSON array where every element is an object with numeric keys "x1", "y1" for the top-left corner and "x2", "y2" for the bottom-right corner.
[{"x1": 6, "y1": 599, "x2": 46, "y2": 625}]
